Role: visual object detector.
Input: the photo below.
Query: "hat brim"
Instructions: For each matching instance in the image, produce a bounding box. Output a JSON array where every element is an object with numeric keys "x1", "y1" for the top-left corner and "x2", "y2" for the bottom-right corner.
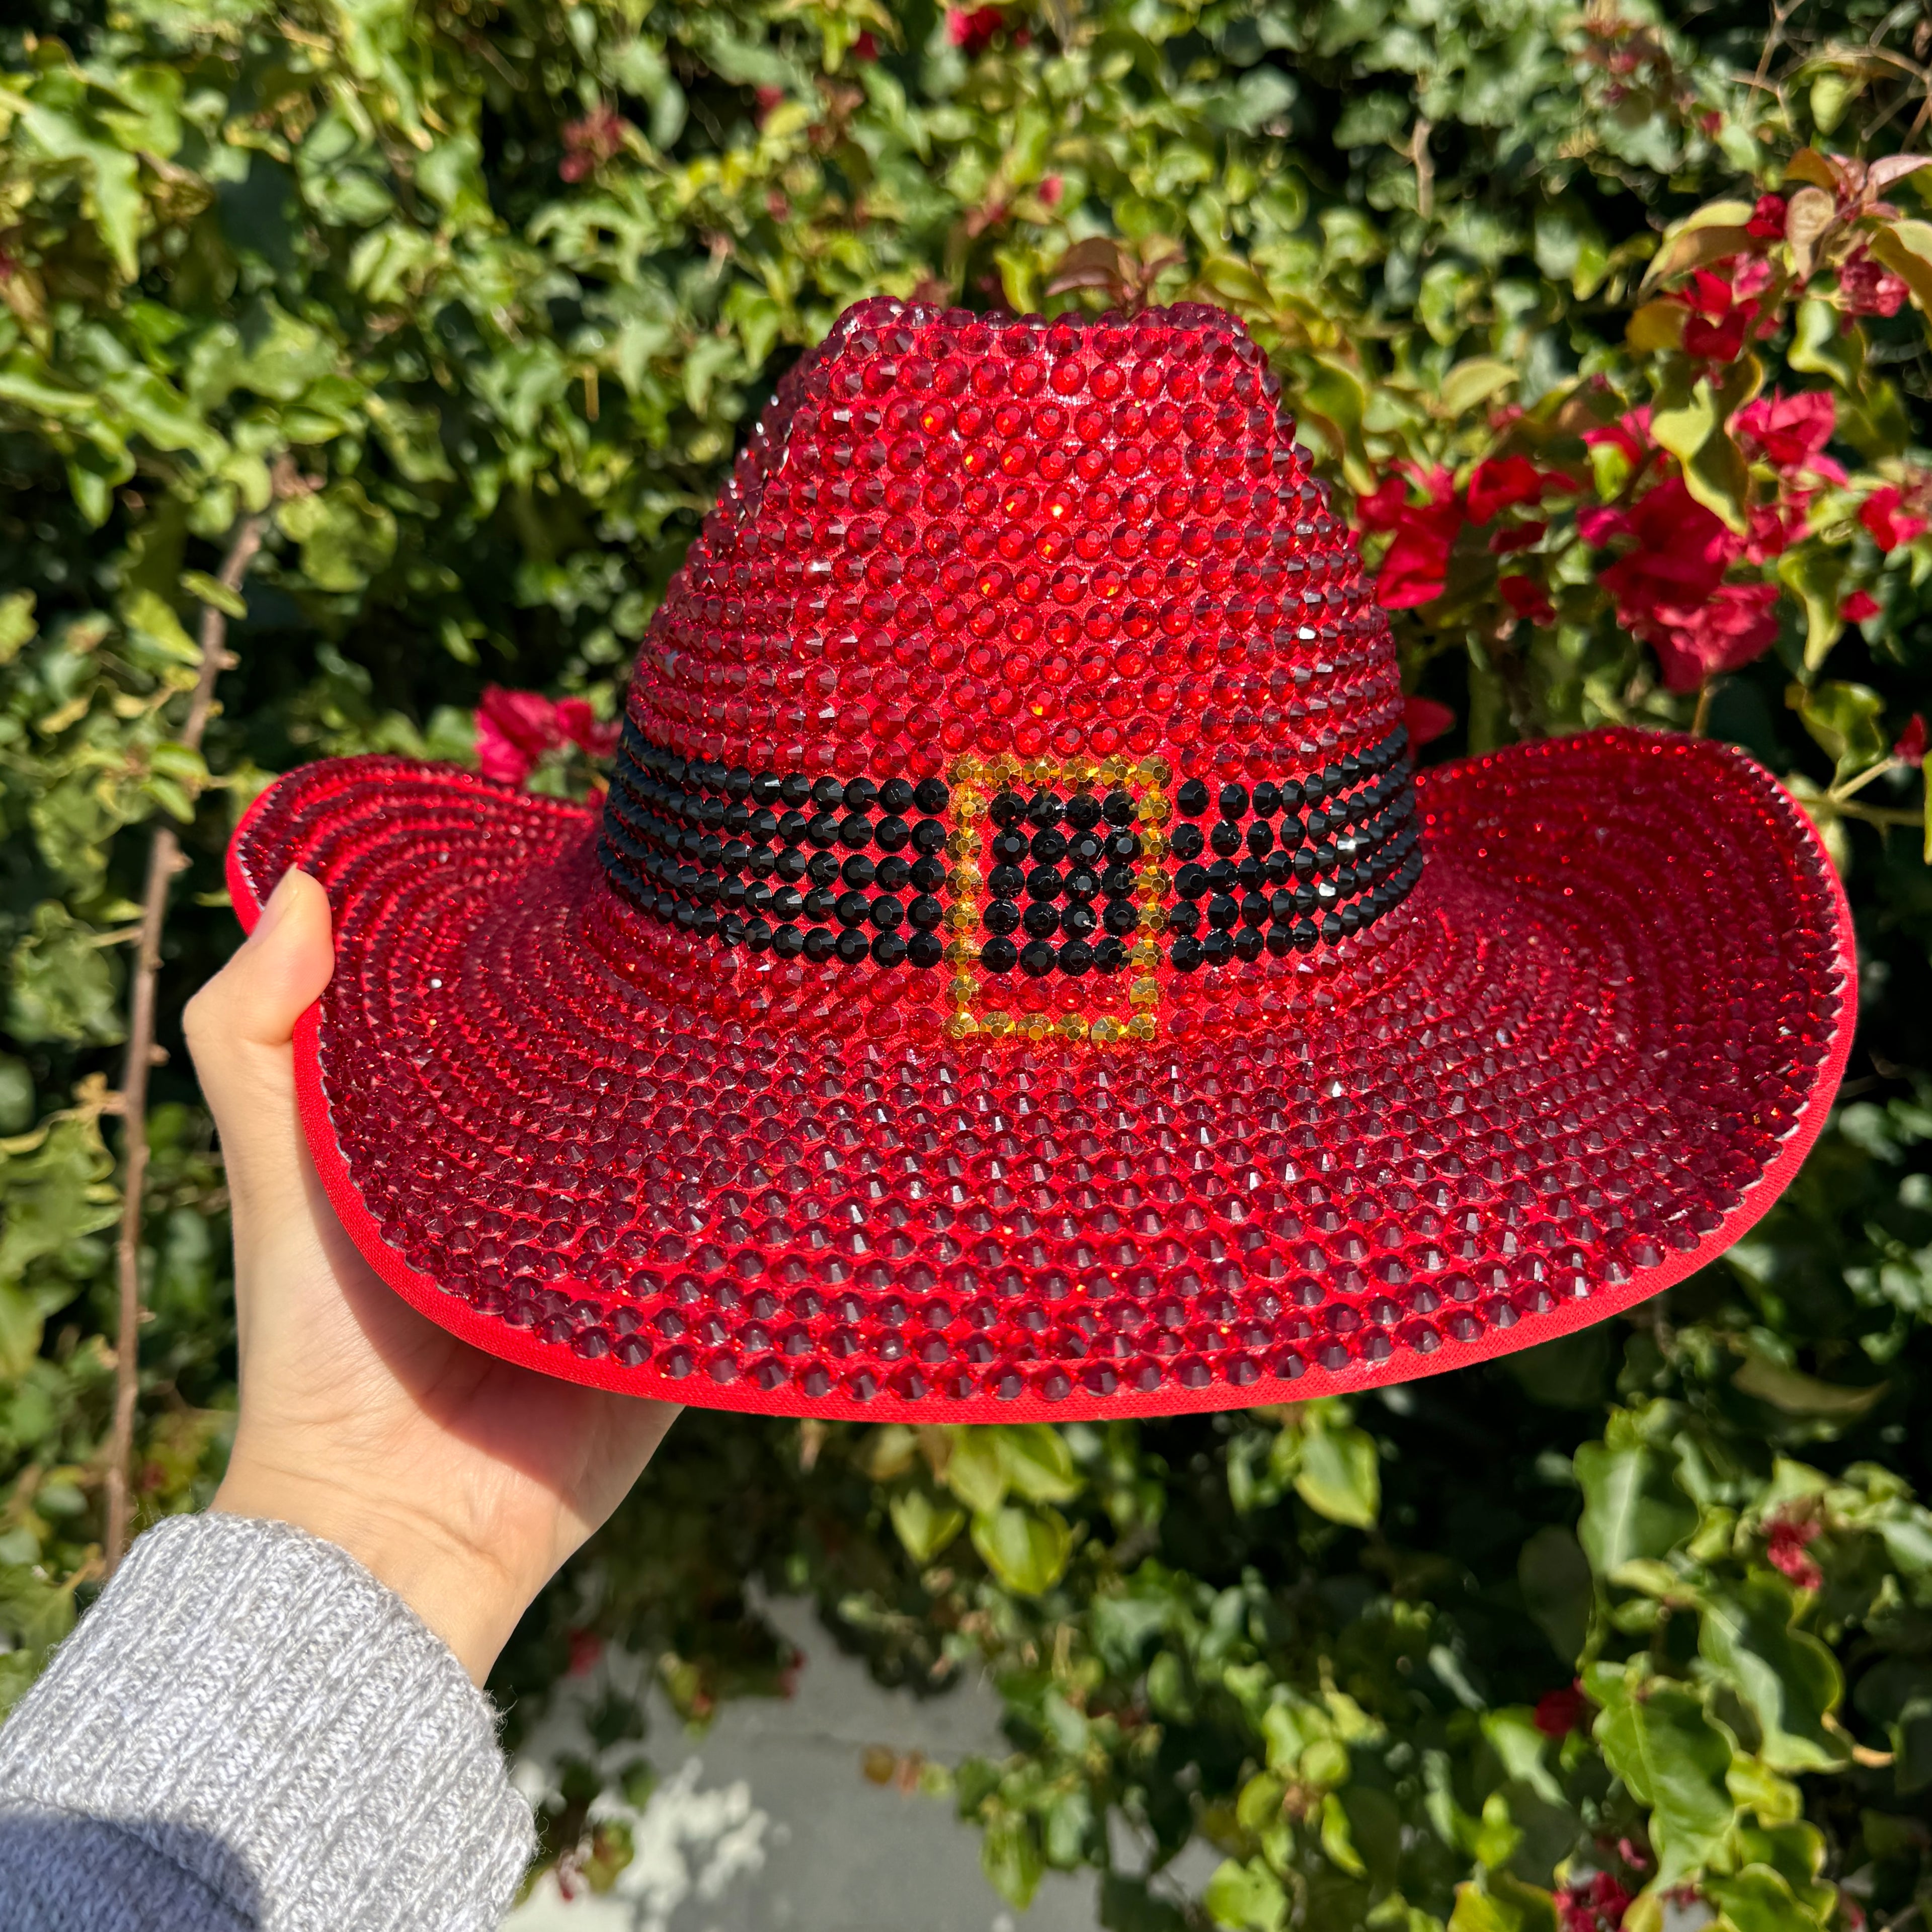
[{"x1": 228, "y1": 729, "x2": 1855, "y2": 1422}]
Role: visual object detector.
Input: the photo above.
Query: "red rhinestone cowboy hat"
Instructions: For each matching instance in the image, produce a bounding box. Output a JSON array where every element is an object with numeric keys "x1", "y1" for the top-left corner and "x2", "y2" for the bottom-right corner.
[{"x1": 227, "y1": 296, "x2": 1856, "y2": 1421}]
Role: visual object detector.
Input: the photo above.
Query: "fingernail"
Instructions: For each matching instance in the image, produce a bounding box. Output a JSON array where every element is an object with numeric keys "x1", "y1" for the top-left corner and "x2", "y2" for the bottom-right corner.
[{"x1": 248, "y1": 868, "x2": 302, "y2": 945}]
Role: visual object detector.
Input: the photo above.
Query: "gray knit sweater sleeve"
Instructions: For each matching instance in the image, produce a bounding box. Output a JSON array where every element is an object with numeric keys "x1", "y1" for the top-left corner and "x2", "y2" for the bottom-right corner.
[{"x1": 0, "y1": 1513, "x2": 534, "y2": 1930}]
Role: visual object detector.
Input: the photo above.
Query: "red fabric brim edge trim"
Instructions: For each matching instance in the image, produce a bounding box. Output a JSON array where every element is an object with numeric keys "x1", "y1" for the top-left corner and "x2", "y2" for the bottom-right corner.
[{"x1": 224, "y1": 752, "x2": 1860, "y2": 1424}]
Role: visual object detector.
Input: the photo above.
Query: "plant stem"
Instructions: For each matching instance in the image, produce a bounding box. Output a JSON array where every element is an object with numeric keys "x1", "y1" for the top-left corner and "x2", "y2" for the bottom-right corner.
[{"x1": 104, "y1": 513, "x2": 264, "y2": 1574}]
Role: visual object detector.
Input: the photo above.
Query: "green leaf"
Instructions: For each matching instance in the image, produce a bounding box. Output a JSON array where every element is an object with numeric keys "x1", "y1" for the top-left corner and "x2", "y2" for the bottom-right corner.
[
  {"x1": 971, "y1": 1505, "x2": 1073, "y2": 1595},
  {"x1": 1203, "y1": 1858, "x2": 1287, "y2": 1932},
  {"x1": 6, "y1": 904, "x2": 125, "y2": 1046},
  {"x1": 1706, "y1": 1862, "x2": 1830, "y2": 1932},
  {"x1": 1294, "y1": 1424, "x2": 1380, "y2": 1528},
  {"x1": 1792, "y1": 680, "x2": 1887, "y2": 780},
  {"x1": 1448, "y1": 1874, "x2": 1561, "y2": 1932},
  {"x1": 1438, "y1": 358, "x2": 1519, "y2": 418},
  {"x1": 1776, "y1": 548, "x2": 1849, "y2": 674},
  {"x1": 1575, "y1": 1440, "x2": 1698, "y2": 1576},
  {"x1": 1593, "y1": 1677, "x2": 1736, "y2": 1888},
  {"x1": 276, "y1": 481, "x2": 397, "y2": 593},
  {"x1": 943, "y1": 1428, "x2": 1008, "y2": 1513},
  {"x1": 1698, "y1": 1577, "x2": 1849, "y2": 1773},
  {"x1": 0, "y1": 590, "x2": 37, "y2": 665},
  {"x1": 980, "y1": 1811, "x2": 1043, "y2": 1909},
  {"x1": 1519, "y1": 1525, "x2": 1594, "y2": 1663},
  {"x1": 178, "y1": 571, "x2": 245, "y2": 620},
  {"x1": 889, "y1": 1487, "x2": 967, "y2": 1565},
  {"x1": 1641, "y1": 200, "x2": 1757, "y2": 288},
  {"x1": 998, "y1": 1424, "x2": 1082, "y2": 1504},
  {"x1": 1731, "y1": 1348, "x2": 1886, "y2": 1420}
]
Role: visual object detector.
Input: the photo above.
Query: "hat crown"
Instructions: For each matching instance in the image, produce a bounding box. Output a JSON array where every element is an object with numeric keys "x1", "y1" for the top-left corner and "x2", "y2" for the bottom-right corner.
[{"x1": 624, "y1": 297, "x2": 1403, "y2": 779}]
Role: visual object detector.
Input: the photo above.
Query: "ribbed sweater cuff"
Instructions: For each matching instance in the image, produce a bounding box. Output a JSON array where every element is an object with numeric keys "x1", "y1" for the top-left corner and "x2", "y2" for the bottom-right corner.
[{"x1": 0, "y1": 1512, "x2": 533, "y2": 1931}]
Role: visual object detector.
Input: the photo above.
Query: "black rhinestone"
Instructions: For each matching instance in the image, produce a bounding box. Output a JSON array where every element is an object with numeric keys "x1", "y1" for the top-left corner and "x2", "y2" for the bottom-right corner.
[
  {"x1": 1206, "y1": 858, "x2": 1237, "y2": 892},
  {"x1": 1293, "y1": 919, "x2": 1319, "y2": 952},
  {"x1": 1022, "y1": 901, "x2": 1060, "y2": 938},
  {"x1": 911, "y1": 819, "x2": 946, "y2": 853},
  {"x1": 992, "y1": 829, "x2": 1029, "y2": 864},
  {"x1": 878, "y1": 777, "x2": 915, "y2": 814},
  {"x1": 775, "y1": 848, "x2": 809, "y2": 883},
  {"x1": 1205, "y1": 894, "x2": 1239, "y2": 930},
  {"x1": 989, "y1": 864, "x2": 1026, "y2": 897},
  {"x1": 875, "y1": 815, "x2": 911, "y2": 852},
  {"x1": 1062, "y1": 901, "x2": 1098, "y2": 938},
  {"x1": 1339, "y1": 902, "x2": 1363, "y2": 935},
  {"x1": 982, "y1": 936, "x2": 1019, "y2": 973},
  {"x1": 777, "y1": 810, "x2": 810, "y2": 846},
  {"x1": 1201, "y1": 928, "x2": 1233, "y2": 964},
  {"x1": 989, "y1": 790, "x2": 1027, "y2": 828},
  {"x1": 747, "y1": 807, "x2": 779, "y2": 842},
  {"x1": 1280, "y1": 814, "x2": 1305, "y2": 845},
  {"x1": 908, "y1": 931, "x2": 944, "y2": 968},
  {"x1": 1293, "y1": 847, "x2": 1317, "y2": 880},
  {"x1": 1102, "y1": 790, "x2": 1135, "y2": 825},
  {"x1": 1233, "y1": 925, "x2": 1264, "y2": 961},
  {"x1": 985, "y1": 899, "x2": 1021, "y2": 935},
  {"x1": 719, "y1": 915, "x2": 745, "y2": 948},
  {"x1": 1026, "y1": 792, "x2": 1064, "y2": 829},
  {"x1": 725, "y1": 765, "x2": 753, "y2": 798},
  {"x1": 1167, "y1": 900, "x2": 1199, "y2": 935},
  {"x1": 1020, "y1": 938, "x2": 1056, "y2": 977},
  {"x1": 1093, "y1": 936, "x2": 1126, "y2": 972},
  {"x1": 807, "y1": 850, "x2": 840, "y2": 886},
  {"x1": 1279, "y1": 777, "x2": 1306, "y2": 811},
  {"x1": 698, "y1": 833, "x2": 724, "y2": 867},
  {"x1": 841, "y1": 853, "x2": 876, "y2": 889},
  {"x1": 1295, "y1": 881, "x2": 1319, "y2": 914},
  {"x1": 1175, "y1": 778, "x2": 1209, "y2": 817},
  {"x1": 1175, "y1": 862, "x2": 1209, "y2": 900},
  {"x1": 807, "y1": 812, "x2": 841, "y2": 848},
  {"x1": 1246, "y1": 820, "x2": 1274, "y2": 856},
  {"x1": 870, "y1": 896, "x2": 904, "y2": 931},
  {"x1": 909, "y1": 856, "x2": 945, "y2": 894},
  {"x1": 1030, "y1": 826, "x2": 1068, "y2": 864},
  {"x1": 1068, "y1": 830, "x2": 1106, "y2": 866},
  {"x1": 838, "y1": 814, "x2": 873, "y2": 849},
  {"x1": 1171, "y1": 935, "x2": 1204, "y2": 971},
  {"x1": 1321, "y1": 912, "x2": 1345, "y2": 945},
  {"x1": 870, "y1": 930, "x2": 907, "y2": 966},
  {"x1": 1315, "y1": 842, "x2": 1338, "y2": 872},
  {"x1": 803, "y1": 927, "x2": 836, "y2": 961},
  {"x1": 908, "y1": 894, "x2": 943, "y2": 929},
  {"x1": 1240, "y1": 893, "x2": 1269, "y2": 929},
  {"x1": 874, "y1": 854, "x2": 911, "y2": 892},
  {"x1": 836, "y1": 928, "x2": 870, "y2": 962},
  {"x1": 1103, "y1": 900, "x2": 1140, "y2": 935},
  {"x1": 1208, "y1": 820, "x2": 1240, "y2": 857},
  {"x1": 1026, "y1": 866, "x2": 1063, "y2": 902},
  {"x1": 811, "y1": 775, "x2": 844, "y2": 810},
  {"x1": 1170, "y1": 823, "x2": 1204, "y2": 862},
  {"x1": 835, "y1": 891, "x2": 870, "y2": 928},
  {"x1": 1065, "y1": 793, "x2": 1102, "y2": 831},
  {"x1": 1251, "y1": 782, "x2": 1281, "y2": 817},
  {"x1": 751, "y1": 772, "x2": 782, "y2": 805},
  {"x1": 1060, "y1": 940, "x2": 1094, "y2": 976},
  {"x1": 1269, "y1": 890, "x2": 1297, "y2": 926},
  {"x1": 803, "y1": 887, "x2": 837, "y2": 922},
  {"x1": 1340, "y1": 754, "x2": 1362, "y2": 782},
  {"x1": 1218, "y1": 782, "x2": 1248, "y2": 819},
  {"x1": 844, "y1": 777, "x2": 878, "y2": 811},
  {"x1": 1101, "y1": 863, "x2": 1136, "y2": 896},
  {"x1": 913, "y1": 777, "x2": 950, "y2": 814},
  {"x1": 1265, "y1": 925, "x2": 1293, "y2": 956},
  {"x1": 744, "y1": 918, "x2": 773, "y2": 952}
]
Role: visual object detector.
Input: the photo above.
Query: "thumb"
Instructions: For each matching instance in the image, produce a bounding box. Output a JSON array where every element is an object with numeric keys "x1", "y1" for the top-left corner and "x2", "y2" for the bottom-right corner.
[{"x1": 185, "y1": 868, "x2": 335, "y2": 1184}]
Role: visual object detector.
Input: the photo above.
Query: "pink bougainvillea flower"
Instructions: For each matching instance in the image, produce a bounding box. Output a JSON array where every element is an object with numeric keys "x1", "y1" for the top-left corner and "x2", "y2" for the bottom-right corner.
[
  {"x1": 1746, "y1": 192, "x2": 1788, "y2": 238},
  {"x1": 1840, "y1": 589, "x2": 1882, "y2": 624},
  {"x1": 1895, "y1": 712, "x2": 1926, "y2": 767},
  {"x1": 1499, "y1": 574, "x2": 1556, "y2": 626},
  {"x1": 1556, "y1": 1872, "x2": 1633, "y2": 1932},
  {"x1": 1403, "y1": 694, "x2": 1456, "y2": 748},
  {"x1": 947, "y1": 5, "x2": 1005, "y2": 53},
  {"x1": 1466, "y1": 455, "x2": 1563, "y2": 524},
  {"x1": 476, "y1": 686, "x2": 617, "y2": 785},
  {"x1": 1648, "y1": 582, "x2": 1782, "y2": 693},
  {"x1": 1861, "y1": 486, "x2": 1929, "y2": 552},
  {"x1": 559, "y1": 104, "x2": 631, "y2": 183},
  {"x1": 1533, "y1": 1683, "x2": 1586, "y2": 1738},
  {"x1": 1734, "y1": 389, "x2": 1846, "y2": 484},
  {"x1": 1765, "y1": 1513, "x2": 1822, "y2": 1590},
  {"x1": 1746, "y1": 499, "x2": 1808, "y2": 565},
  {"x1": 852, "y1": 30, "x2": 878, "y2": 59},
  {"x1": 1371, "y1": 467, "x2": 1464, "y2": 609},
  {"x1": 1837, "y1": 248, "x2": 1910, "y2": 319},
  {"x1": 1038, "y1": 175, "x2": 1064, "y2": 206},
  {"x1": 1354, "y1": 475, "x2": 1410, "y2": 530},
  {"x1": 1676, "y1": 265, "x2": 1775, "y2": 362},
  {"x1": 1491, "y1": 519, "x2": 1547, "y2": 556}
]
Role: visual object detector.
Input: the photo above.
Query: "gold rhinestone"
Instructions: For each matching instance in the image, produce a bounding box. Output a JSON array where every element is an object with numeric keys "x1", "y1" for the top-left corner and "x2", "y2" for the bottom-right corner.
[
  {"x1": 945, "y1": 828, "x2": 979, "y2": 858},
  {"x1": 990, "y1": 753, "x2": 1019, "y2": 781},
  {"x1": 1021, "y1": 1012, "x2": 1053, "y2": 1041},
  {"x1": 949, "y1": 864, "x2": 983, "y2": 894},
  {"x1": 1137, "y1": 754, "x2": 1174, "y2": 787},
  {"x1": 983, "y1": 1008, "x2": 1015, "y2": 1038},
  {"x1": 1099, "y1": 756, "x2": 1132, "y2": 787},
  {"x1": 1137, "y1": 792, "x2": 1172, "y2": 824},
  {"x1": 1129, "y1": 940, "x2": 1159, "y2": 967},
  {"x1": 1024, "y1": 756, "x2": 1058, "y2": 788},
  {"x1": 1129, "y1": 976, "x2": 1160, "y2": 1008},
  {"x1": 951, "y1": 755, "x2": 987, "y2": 786},
  {"x1": 1128, "y1": 1013, "x2": 1158, "y2": 1040},
  {"x1": 1065, "y1": 759, "x2": 1097, "y2": 790},
  {"x1": 944, "y1": 934, "x2": 975, "y2": 961},
  {"x1": 953, "y1": 790, "x2": 987, "y2": 825},
  {"x1": 945, "y1": 1011, "x2": 981, "y2": 1039},
  {"x1": 945, "y1": 907, "x2": 979, "y2": 934},
  {"x1": 1057, "y1": 1012, "x2": 1088, "y2": 1041},
  {"x1": 1090, "y1": 1016, "x2": 1119, "y2": 1044},
  {"x1": 1139, "y1": 906, "x2": 1167, "y2": 934},
  {"x1": 948, "y1": 973, "x2": 977, "y2": 1006},
  {"x1": 1135, "y1": 874, "x2": 1167, "y2": 903}
]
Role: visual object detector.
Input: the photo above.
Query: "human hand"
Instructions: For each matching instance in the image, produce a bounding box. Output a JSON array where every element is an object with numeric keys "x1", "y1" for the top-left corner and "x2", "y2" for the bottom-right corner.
[{"x1": 186, "y1": 868, "x2": 676, "y2": 1682}]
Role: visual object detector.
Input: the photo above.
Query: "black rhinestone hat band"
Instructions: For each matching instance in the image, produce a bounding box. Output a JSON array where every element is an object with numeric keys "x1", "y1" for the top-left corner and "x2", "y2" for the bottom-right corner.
[{"x1": 597, "y1": 719, "x2": 1421, "y2": 972}]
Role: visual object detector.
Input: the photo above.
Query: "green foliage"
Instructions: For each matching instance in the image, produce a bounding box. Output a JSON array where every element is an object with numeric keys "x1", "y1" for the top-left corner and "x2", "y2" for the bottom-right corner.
[{"x1": 2, "y1": 2, "x2": 1932, "y2": 1927}]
